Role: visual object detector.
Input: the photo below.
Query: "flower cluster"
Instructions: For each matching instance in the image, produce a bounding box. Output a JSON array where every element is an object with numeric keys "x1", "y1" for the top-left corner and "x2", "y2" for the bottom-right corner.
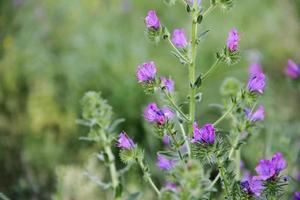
[
  {"x1": 136, "y1": 61, "x2": 157, "y2": 83},
  {"x1": 156, "y1": 154, "x2": 177, "y2": 170}
]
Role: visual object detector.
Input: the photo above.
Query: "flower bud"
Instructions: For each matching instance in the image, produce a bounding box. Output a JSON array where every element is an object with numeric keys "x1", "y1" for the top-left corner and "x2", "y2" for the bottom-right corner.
[
  {"x1": 161, "y1": 77, "x2": 174, "y2": 92},
  {"x1": 226, "y1": 28, "x2": 239, "y2": 52},
  {"x1": 244, "y1": 105, "x2": 265, "y2": 122},
  {"x1": 285, "y1": 59, "x2": 300, "y2": 79},
  {"x1": 136, "y1": 61, "x2": 157, "y2": 83},
  {"x1": 172, "y1": 29, "x2": 188, "y2": 49},
  {"x1": 145, "y1": 10, "x2": 161, "y2": 30},
  {"x1": 247, "y1": 72, "x2": 266, "y2": 94},
  {"x1": 156, "y1": 154, "x2": 177, "y2": 170},
  {"x1": 117, "y1": 131, "x2": 135, "y2": 149}
]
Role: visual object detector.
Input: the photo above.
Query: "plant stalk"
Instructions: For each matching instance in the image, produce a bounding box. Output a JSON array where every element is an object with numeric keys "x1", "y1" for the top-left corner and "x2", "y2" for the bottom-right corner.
[{"x1": 138, "y1": 161, "x2": 160, "y2": 196}]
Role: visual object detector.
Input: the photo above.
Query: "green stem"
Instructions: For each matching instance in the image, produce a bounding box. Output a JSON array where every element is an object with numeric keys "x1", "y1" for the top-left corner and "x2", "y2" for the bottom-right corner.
[
  {"x1": 138, "y1": 161, "x2": 160, "y2": 196},
  {"x1": 100, "y1": 131, "x2": 120, "y2": 199},
  {"x1": 217, "y1": 158, "x2": 230, "y2": 196},
  {"x1": 236, "y1": 149, "x2": 241, "y2": 180},
  {"x1": 167, "y1": 38, "x2": 190, "y2": 64},
  {"x1": 178, "y1": 122, "x2": 191, "y2": 158},
  {"x1": 170, "y1": 133, "x2": 184, "y2": 161},
  {"x1": 163, "y1": 90, "x2": 190, "y2": 122},
  {"x1": 203, "y1": 4, "x2": 217, "y2": 17},
  {"x1": 188, "y1": 10, "x2": 198, "y2": 136},
  {"x1": 213, "y1": 104, "x2": 234, "y2": 126},
  {"x1": 202, "y1": 59, "x2": 220, "y2": 81}
]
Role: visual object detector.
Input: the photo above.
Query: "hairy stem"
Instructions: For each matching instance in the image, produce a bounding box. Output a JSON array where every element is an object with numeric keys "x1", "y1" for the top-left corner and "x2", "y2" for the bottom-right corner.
[
  {"x1": 168, "y1": 38, "x2": 190, "y2": 64},
  {"x1": 178, "y1": 121, "x2": 191, "y2": 158},
  {"x1": 100, "y1": 131, "x2": 120, "y2": 199},
  {"x1": 188, "y1": 8, "x2": 198, "y2": 136},
  {"x1": 213, "y1": 104, "x2": 235, "y2": 126},
  {"x1": 236, "y1": 148, "x2": 241, "y2": 180},
  {"x1": 138, "y1": 160, "x2": 160, "y2": 196},
  {"x1": 202, "y1": 59, "x2": 220, "y2": 81},
  {"x1": 170, "y1": 133, "x2": 184, "y2": 161}
]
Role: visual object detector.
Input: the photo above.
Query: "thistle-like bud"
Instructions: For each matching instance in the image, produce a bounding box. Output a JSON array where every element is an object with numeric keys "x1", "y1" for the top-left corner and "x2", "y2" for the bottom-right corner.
[
  {"x1": 117, "y1": 131, "x2": 135, "y2": 150},
  {"x1": 172, "y1": 29, "x2": 188, "y2": 49}
]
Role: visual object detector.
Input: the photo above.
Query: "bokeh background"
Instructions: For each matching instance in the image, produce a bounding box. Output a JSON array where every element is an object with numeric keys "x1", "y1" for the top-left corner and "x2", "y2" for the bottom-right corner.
[{"x1": 0, "y1": 0, "x2": 299, "y2": 199}]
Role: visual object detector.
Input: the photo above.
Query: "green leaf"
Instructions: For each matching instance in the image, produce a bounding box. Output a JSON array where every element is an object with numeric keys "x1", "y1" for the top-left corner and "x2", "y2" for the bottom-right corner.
[
  {"x1": 194, "y1": 74, "x2": 202, "y2": 88},
  {"x1": 127, "y1": 192, "x2": 141, "y2": 200},
  {"x1": 108, "y1": 118, "x2": 125, "y2": 132},
  {"x1": 158, "y1": 150, "x2": 179, "y2": 160}
]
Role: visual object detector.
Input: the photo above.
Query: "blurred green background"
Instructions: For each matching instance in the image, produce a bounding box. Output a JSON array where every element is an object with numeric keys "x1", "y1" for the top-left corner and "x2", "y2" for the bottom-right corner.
[{"x1": 0, "y1": 0, "x2": 299, "y2": 199}]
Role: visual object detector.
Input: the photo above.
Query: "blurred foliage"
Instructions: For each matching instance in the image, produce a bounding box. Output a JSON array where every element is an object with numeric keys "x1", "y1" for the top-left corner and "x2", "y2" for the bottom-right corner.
[{"x1": 0, "y1": 0, "x2": 299, "y2": 199}]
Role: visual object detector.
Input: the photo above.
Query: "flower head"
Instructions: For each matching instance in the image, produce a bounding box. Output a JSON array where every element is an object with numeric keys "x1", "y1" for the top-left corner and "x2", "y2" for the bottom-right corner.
[
  {"x1": 255, "y1": 152, "x2": 286, "y2": 181},
  {"x1": 144, "y1": 103, "x2": 174, "y2": 125},
  {"x1": 157, "y1": 154, "x2": 177, "y2": 170},
  {"x1": 161, "y1": 77, "x2": 174, "y2": 92},
  {"x1": 136, "y1": 61, "x2": 157, "y2": 83},
  {"x1": 227, "y1": 28, "x2": 239, "y2": 52},
  {"x1": 145, "y1": 10, "x2": 160, "y2": 30},
  {"x1": 241, "y1": 176, "x2": 264, "y2": 197},
  {"x1": 294, "y1": 192, "x2": 300, "y2": 200},
  {"x1": 255, "y1": 160, "x2": 276, "y2": 181},
  {"x1": 192, "y1": 122, "x2": 215, "y2": 144},
  {"x1": 249, "y1": 63, "x2": 263, "y2": 77},
  {"x1": 247, "y1": 72, "x2": 266, "y2": 94},
  {"x1": 244, "y1": 105, "x2": 265, "y2": 122},
  {"x1": 172, "y1": 29, "x2": 188, "y2": 49},
  {"x1": 117, "y1": 131, "x2": 135, "y2": 149},
  {"x1": 285, "y1": 59, "x2": 300, "y2": 79}
]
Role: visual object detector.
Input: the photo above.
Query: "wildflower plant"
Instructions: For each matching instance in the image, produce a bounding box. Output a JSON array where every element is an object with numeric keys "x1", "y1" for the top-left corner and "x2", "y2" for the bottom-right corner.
[{"x1": 78, "y1": 1, "x2": 292, "y2": 199}]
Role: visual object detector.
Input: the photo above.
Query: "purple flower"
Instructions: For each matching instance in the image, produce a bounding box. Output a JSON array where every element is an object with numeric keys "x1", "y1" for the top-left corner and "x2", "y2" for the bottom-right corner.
[
  {"x1": 249, "y1": 63, "x2": 263, "y2": 77},
  {"x1": 164, "y1": 182, "x2": 178, "y2": 191},
  {"x1": 255, "y1": 160, "x2": 276, "y2": 181},
  {"x1": 244, "y1": 105, "x2": 265, "y2": 122},
  {"x1": 255, "y1": 152, "x2": 287, "y2": 181},
  {"x1": 294, "y1": 192, "x2": 300, "y2": 200},
  {"x1": 186, "y1": 0, "x2": 202, "y2": 6},
  {"x1": 285, "y1": 59, "x2": 300, "y2": 79},
  {"x1": 161, "y1": 77, "x2": 174, "y2": 92},
  {"x1": 192, "y1": 122, "x2": 215, "y2": 144},
  {"x1": 271, "y1": 152, "x2": 287, "y2": 173},
  {"x1": 157, "y1": 154, "x2": 177, "y2": 170},
  {"x1": 143, "y1": 103, "x2": 174, "y2": 125},
  {"x1": 226, "y1": 28, "x2": 239, "y2": 52},
  {"x1": 162, "y1": 134, "x2": 171, "y2": 146},
  {"x1": 136, "y1": 61, "x2": 157, "y2": 83},
  {"x1": 247, "y1": 72, "x2": 266, "y2": 94},
  {"x1": 241, "y1": 176, "x2": 264, "y2": 197},
  {"x1": 145, "y1": 10, "x2": 160, "y2": 30},
  {"x1": 117, "y1": 131, "x2": 135, "y2": 149},
  {"x1": 172, "y1": 29, "x2": 188, "y2": 49}
]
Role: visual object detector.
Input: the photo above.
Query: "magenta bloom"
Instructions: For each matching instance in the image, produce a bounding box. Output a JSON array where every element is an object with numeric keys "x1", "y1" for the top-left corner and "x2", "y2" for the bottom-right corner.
[
  {"x1": 226, "y1": 28, "x2": 239, "y2": 52},
  {"x1": 145, "y1": 10, "x2": 160, "y2": 30},
  {"x1": 245, "y1": 105, "x2": 265, "y2": 122},
  {"x1": 157, "y1": 155, "x2": 177, "y2": 170},
  {"x1": 165, "y1": 182, "x2": 178, "y2": 191},
  {"x1": 296, "y1": 172, "x2": 300, "y2": 182},
  {"x1": 247, "y1": 72, "x2": 266, "y2": 94},
  {"x1": 144, "y1": 103, "x2": 174, "y2": 125},
  {"x1": 172, "y1": 29, "x2": 188, "y2": 49},
  {"x1": 117, "y1": 131, "x2": 135, "y2": 149},
  {"x1": 249, "y1": 63, "x2": 263, "y2": 77},
  {"x1": 241, "y1": 176, "x2": 264, "y2": 197},
  {"x1": 285, "y1": 59, "x2": 300, "y2": 79},
  {"x1": 294, "y1": 192, "x2": 300, "y2": 200},
  {"x1": 161, "y1": 77, "x2": 174, "y2": 92},
  {"x1": 136, "y1": 61, "x2": 157, "y2": 83},
  {"x1": 255, "y1": 152, "x2": 287, "y2": 181},
  {"x1": 192, "y1": 122, "x2": 215, "y2": 144},
  {"x1": 186, "y1": 0, "x2": 202, "y2": 6}
]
